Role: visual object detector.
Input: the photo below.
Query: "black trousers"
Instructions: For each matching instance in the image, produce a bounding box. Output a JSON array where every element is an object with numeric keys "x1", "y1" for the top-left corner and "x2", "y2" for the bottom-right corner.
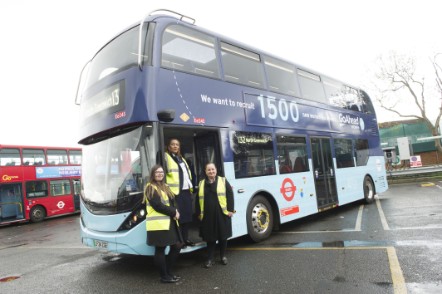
[
  {"x1": 206, "y1": 239, "x2": 227, "y2": 261},
  {"x1": 154, "y1": 244, "x2": 181, "y2": 279}
]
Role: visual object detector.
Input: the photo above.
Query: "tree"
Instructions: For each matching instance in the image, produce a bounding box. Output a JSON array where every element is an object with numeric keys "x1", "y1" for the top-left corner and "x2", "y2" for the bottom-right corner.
[{"x1": 373, "y1": 52, "x2": 442, "y2": 153}]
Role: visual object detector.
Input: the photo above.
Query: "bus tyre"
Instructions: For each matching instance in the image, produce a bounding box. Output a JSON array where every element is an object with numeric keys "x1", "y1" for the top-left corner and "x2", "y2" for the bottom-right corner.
[
  {"x1": 363, "y1": 176, "x2": 375, "y2": 204},
  {"x1": 247, "y1": 195, "x2": 273, "y2": 242},
  {"x1": 30, "y1": 206, "x2": 46, "y2": 223}
]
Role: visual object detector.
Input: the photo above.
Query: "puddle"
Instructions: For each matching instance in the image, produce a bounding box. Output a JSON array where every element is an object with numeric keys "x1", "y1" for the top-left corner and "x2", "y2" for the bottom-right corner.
[{"x1": 291, "y1": 240, "x2": 388, "y2": 248}]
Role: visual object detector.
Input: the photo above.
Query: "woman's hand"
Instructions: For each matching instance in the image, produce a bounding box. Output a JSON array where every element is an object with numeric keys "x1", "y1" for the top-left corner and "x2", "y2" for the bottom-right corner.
[
  {"x1": 174, "y1": 210, "x2": 180, "y2": 220},
  {"x1": 227, "y1": 211, "x2": 234, "y2": 217}
]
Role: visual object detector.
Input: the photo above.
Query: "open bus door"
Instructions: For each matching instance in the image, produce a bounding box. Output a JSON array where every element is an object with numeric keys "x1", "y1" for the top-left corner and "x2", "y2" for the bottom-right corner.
[
  {"x1": 193, "y1": 131, "x2": 223, "y2": 183},
  {"x1": 310, "y1": 137, "x2": 338, "y2": 211},
  {"x1": 0, "y1": 183, "x2": 24, "y2": 223},
  {"x1": 73, "y1": 179, "x2": 81, "y2": 211}
]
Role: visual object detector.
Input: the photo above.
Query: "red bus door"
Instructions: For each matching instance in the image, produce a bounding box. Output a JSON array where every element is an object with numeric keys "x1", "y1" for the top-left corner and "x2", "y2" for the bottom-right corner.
[{"x1": 0, "y1": 183, "x2": 25, "y2": 222}]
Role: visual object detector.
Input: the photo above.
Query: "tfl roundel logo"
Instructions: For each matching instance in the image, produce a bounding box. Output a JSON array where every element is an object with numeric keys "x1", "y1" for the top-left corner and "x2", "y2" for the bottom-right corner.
[{"x1": 280, "y1": 178, "x2": 296, "y2": 201}]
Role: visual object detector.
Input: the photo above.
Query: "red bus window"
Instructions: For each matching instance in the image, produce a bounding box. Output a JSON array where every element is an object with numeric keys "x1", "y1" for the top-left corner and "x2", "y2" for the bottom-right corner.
[
  {"x1": 50, "y1": 180, "x2": 72, "y2": 196},
  {"x1": 25, "y1": 181, "x2": 48, "y2": 198},
  {"x1": 69, "y1": 150, "x2": 82, "y2": 165},
  {"x1": 0, "y1": 148, "x2": 20, "y2": 166},
  {"x1": 23, "y1": 149, "x2": 45, "y2": 166},
  {"x1": 47, "y1": 150, "x2": 68, "y2": 165}
]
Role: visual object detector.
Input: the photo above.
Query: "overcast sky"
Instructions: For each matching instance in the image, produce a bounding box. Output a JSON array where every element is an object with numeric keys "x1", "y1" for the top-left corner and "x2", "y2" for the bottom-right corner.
[{"x1": 1, "y1": 0, "x2": 441, "y2": 147}]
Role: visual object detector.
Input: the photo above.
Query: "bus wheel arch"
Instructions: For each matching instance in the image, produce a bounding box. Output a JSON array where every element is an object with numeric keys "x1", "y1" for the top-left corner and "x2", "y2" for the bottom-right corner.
[
  {"x1": 363, "y1": 175, "x2": 376, "y2": 204},
  {"x1": 246, "y1": 193, "x2": 279, "y2": 242},
  {"x1": 30, "y1": 205, "x2": 46, "y2": 223}
]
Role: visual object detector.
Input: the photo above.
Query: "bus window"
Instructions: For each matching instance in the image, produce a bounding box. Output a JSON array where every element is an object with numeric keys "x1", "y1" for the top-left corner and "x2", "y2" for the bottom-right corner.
[
  {"x1": 277, "y1": 135, "x2": 309, "y2": 174},
  {"x1": 69, "y1": 150, "x2": 82, "y2": 165},
  {"x1": 73, "y1": 179, "x2": 81, "y2": 195},
  {"x1": 323, "y1": 78, "x2": 346, "y2": 108},
  {"x1": 335, "y1": 139, "x2": 355, "y2": 168},
  {"x1": 0, "y1": 148, "x2": 20, "y2": 166},
  {"x1": 264, "y1": 56, "x2": 299, "y2": 97},
  {"x1": 47, "y1": 150, "x2": 68, "y2": 165},
  {"x1": 221, "y1": 42, "x2": 265, "y2": 88},
  {"x1": 23, "y1": 149, "x2": 45, "y2": 166},
  {"x1": 231, "y1": 131, "x2": 275, "y2": 178},
  {"x1": 86, "y1": 26, "x2": 140, "y2": 89},
  {"x1": 356, "y1": 139, "x2": 369, "y2": 166},
  {"x1": 297, "y1": 69, "x2": 326, "y2": 103},
  {"x1": 162, "y1": 25, "x2": 220, "y2": 79},
  {"x1": 359, "y1": 90, "x2": 375, "y2": 114},
  {"x1": 50, "y1": 180, "x2": 72, "y2": 196},
  {"x1": 26, "y1": 181, "x2": 48, "y2": 198}
]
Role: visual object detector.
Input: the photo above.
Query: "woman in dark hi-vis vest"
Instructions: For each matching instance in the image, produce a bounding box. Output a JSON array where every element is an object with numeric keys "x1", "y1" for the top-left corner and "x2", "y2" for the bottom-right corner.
[
  {"x1": 196, "y1": 162, "x2": 235, "y2": 268},
  {"x1": 164, "y1": 138, "x2": 195, "y2": 247},
  {"x1": 144, "y1": 164, "x2": 183, "y2": 283}
]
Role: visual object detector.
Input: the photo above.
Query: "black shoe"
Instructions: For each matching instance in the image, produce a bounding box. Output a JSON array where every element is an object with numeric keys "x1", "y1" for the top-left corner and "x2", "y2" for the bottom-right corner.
[
  {"x1": 160, "y1": 277, "x2": 178, "y2": 283},
  {"x1": 221, "y1": 256, "x2": 228, "y2": 265},
  {"x1": 168, "y1": 274, "x2": 181, "y2": 281},
  {"x1": 185, "y1": 240, "x2": 195, "y2": 246},
  {"x1": 204, "y1": 260, "x2": 214, "y2": 268}
]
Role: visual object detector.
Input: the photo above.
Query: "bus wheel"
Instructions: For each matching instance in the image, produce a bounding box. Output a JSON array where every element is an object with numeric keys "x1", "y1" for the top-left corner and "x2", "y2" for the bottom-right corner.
[
  {"x1": 30, "y1": 206, "x2": 46, "y2": 223},
  {"x1": 363, "y1": 176, "x2": 375, "y2": 204},
  {"x1": 247, "y1": 195, "x2": 273, "y2": 242}
]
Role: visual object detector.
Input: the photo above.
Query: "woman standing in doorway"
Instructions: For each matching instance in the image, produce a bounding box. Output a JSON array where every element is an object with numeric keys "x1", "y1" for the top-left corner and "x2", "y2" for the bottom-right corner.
[{"x1": 164, "y1": 138, "x2": 195, "y2": 247}]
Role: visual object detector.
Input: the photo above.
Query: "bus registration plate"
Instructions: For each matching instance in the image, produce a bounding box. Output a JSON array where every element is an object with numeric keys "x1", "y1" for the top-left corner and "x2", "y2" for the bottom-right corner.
[{"x1": 93, "y1": 239, "x2": 108, "y2": 249}]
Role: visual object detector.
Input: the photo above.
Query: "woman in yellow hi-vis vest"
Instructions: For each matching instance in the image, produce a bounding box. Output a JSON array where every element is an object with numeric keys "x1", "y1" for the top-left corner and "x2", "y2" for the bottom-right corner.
[
  {"x1": 144, "y1": 164, "x2": 183, "y2": 283},
  {"x1": 164, "y1": 138, "x2": 195, "y2": 247},
  {"x1": 196, "y1": 163, "x2": 235, "y2": 268}
]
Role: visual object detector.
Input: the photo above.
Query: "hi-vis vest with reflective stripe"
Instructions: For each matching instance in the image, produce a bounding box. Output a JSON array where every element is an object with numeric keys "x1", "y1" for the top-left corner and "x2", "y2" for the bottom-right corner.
[
  {"x1": 165, "y1": 152, "x2": 193, "y2": 194},
  {"x1": 145, "y1": 184, "x2": 172, "y2": 231},
  {"x1": 198, "y1": 176, "x2": 228, "y2": 220}
]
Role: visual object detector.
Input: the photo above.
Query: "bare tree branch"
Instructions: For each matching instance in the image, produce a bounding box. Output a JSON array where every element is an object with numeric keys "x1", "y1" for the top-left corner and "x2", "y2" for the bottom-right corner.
[{"x1": 373, "y1": 52, "x2": 442, "y2": 153}]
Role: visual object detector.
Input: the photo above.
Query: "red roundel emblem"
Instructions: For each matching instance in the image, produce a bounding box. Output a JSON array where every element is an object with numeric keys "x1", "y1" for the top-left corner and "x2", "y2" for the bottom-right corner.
[{"x1": 280, "y1": 178, "x2": 296, "y2": 201}]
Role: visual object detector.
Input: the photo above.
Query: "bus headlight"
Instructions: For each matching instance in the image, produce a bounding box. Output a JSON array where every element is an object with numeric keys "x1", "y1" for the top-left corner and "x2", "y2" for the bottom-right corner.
[
  {"x1": 137, "y1": 209, "x2": 145, "y2": 218},
  {"x1": 118, "y1": 207, "x2": 146, "y2": 231}
]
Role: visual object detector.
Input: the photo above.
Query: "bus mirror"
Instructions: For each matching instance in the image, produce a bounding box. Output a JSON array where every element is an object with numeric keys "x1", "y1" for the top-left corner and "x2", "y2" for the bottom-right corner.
[{"x1": 157, "y1": 109, "x2": 175, "y2": 122}]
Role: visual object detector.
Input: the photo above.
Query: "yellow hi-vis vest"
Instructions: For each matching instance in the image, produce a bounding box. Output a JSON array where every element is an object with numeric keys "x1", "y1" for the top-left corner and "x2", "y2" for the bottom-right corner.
[
  {"x1": 198, "y1": 176, "x2": 228, "y2": 220},
  {"x1": 145, "y1": 184, "x2": 172, "y2": 231},
  {"x1": 165, "y1": 152, "x2": 193, "y2": 194}
]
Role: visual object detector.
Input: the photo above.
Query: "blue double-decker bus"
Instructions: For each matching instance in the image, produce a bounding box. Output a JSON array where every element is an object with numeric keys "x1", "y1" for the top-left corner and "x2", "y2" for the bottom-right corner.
[{"x1": 75, "y1": 9, "x2": 388, "y2": 255}]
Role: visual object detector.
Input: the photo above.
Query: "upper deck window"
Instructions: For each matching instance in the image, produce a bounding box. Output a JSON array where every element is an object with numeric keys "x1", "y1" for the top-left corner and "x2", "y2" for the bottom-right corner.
[
  {"x1": 47, "y1": 150, "x2": 68, "y2": 165},
  {"x1": 162, "y1": 25, "x2": 220, "y2": 78},
  {"x1": 264, "y1": 56, "x2": 299, "y2": 97},
  {"x1": 23, "y1": 149, "x2": 45, "y2": 166},
  {"x1": 323, "y1": 78, "x2": 346, "y2": 108},
  {"x1": 221, "y1": 42, "x2": 265, "y2": 88},
  {"x1": 84, "y1": 26, "x2": 145, "y2": 90},
  {"x1": 0, "y1": 148, "x2": 20, "y2": 166},
  {"x1": 323, "y1": 78, "x2": 375, "y2": 114},
  {"x1": 69, "y1": 150, "x2": 82, "y2": 165},
  {"x1": 297, "y1": 69, "x2": 326, "y2": 103}
]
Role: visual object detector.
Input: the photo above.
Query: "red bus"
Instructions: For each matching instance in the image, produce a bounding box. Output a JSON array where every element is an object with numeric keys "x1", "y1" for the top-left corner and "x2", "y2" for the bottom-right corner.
[{"x1": 0, "y1": 145, "x2": 82, "y2": 225}]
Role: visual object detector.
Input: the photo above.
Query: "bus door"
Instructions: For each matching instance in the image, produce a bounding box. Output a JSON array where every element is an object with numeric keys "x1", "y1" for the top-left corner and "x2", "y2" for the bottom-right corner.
[
  {"x1": 310, "y1": 137, "x2": 338, "y2": 210},
  {"x1": 162, "y1": 127, "x2": 222, "y2": 185},
  {"x1": 73, "y1": 179, "x2": 81, "y2": 211},
  {"x1": 194, "y1": 131, "x2": 223, "y2": 183},
  {"x1": 0, "y1": 183, "x2": 24, "y2": 222}
]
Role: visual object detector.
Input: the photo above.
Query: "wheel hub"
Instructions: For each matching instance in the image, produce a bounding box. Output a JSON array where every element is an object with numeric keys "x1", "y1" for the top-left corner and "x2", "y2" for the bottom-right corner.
[{"x1": 252, "y1": 203, "x2": 269, "y2": 233}]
